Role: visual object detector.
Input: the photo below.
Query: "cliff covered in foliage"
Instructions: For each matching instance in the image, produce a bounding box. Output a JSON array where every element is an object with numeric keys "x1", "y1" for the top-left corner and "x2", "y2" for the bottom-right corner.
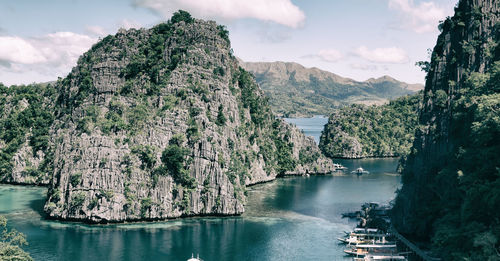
[
  {"x1": 0, "y1": 83, "x2": 56, "y2": 185},
  {"x1": 319, "y1": 92, "x2": 421, "y2": 159},
  {"x1": 0, "y1": 11, "x2": 332, "y2": 223},
  {"x1": 391, "y1": 0, "x2": 499, "y2": 259}
]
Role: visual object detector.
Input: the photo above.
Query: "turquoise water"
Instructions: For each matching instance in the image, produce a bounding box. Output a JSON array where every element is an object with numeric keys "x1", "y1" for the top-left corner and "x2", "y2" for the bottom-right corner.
[
  {"x1": 284, "y1": 115, "x2": 329, "y2": 144},
  {"x1": 0, "y1": 117, "x2": 401, "y2": 261}
]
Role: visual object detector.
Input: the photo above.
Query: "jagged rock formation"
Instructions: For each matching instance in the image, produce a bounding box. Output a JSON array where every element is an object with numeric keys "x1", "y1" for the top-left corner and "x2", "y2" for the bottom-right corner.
[
  {"x1": 240, "y1": 60, "x2": 423, "y2": 117},
  {"x1": 391, "y1": 0, "x2": 499, "y2": 259},
  {"x1": 0, "y1": 83, "x2": 56, "y2": 185},
  {"x1": 319, "y1": 93, "x2": 422, "y2": 159},
  {"x1": 34, "y1": 12, "x2": 336, "y2": 223}
]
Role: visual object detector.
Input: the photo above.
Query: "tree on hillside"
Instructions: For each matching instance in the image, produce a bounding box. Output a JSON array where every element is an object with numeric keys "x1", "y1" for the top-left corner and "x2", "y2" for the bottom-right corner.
[{"x1": 0, "y1": 215, "x2": 32, "y2": 261}]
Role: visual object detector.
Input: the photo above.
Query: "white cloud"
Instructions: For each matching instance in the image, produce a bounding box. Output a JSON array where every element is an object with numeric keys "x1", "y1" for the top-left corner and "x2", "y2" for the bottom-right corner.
[
  {"x1": 0, "y1": 32, "x2": 97, "y2": 85},
  {"x1": 31, "y1": 32, "x2": 97, "y2": 68},
  {"x1": 119, "y1": 19, "x2": 143, "y2": 30},
  {"x1": 85, "y1": 25, "x2": 108, "y2": 36},
  {"x1": 387, "y1": 0, "x2": 448, "y2": 33},
  {"x1": 354, "y1": 46, "x2": 409, "y2": 64},
  {"x1": 350, "y1": 63, "x2": 378, "y2": 71},
  {"x1": 0, "y1": 36, "x2": 47, "y2": 65},
  {"x1": 317, "y1": 49, "x2": 343, "y2": 63},
  {"x1": 133, "y1": 0, "x2": 305, "y2": 28},
  {"x1": 301, "y1": 49, "x2": 343, "y2": 63}
]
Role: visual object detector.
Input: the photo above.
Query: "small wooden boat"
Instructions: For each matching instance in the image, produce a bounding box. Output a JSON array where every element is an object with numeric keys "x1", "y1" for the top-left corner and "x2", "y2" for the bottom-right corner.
[
  {"x1": 352, "y1": 167, "x2": 369, "y2": 175},
  {"x1": 334, "y1": 163, "x2": 348, "y2": 170}
]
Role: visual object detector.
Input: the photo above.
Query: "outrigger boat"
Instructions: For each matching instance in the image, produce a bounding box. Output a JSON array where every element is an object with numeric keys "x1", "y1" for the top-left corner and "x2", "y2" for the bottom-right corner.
[
  {"x1": 344, "y1": 244, "x2": 397, "y2": 257},
  {"x1": 338, "y1": 235, "x2": 371, "y2": 245},
  {"x1": 354, "y1": 255, "x2": 407, "y2": 261},
  {"x1": 352, "y1": 167, "x2": 369, "y2": 175},
  {"x1": 339, "y1": 227, "x2": 395, "y2": 245},
  {"x1": 334, "y1": 163, "x2": 348, "y2": 170},
  {"x1": 338, "y1": 233, "x2": 394, "y2": 245}
]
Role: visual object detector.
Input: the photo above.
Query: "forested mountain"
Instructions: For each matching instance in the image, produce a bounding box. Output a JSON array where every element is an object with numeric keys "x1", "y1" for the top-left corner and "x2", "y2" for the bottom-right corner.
[
  {"x1": 0, "y1": 11, "x2": 335, "y2": 223},
  {"x1": 240, "y1": 61, "x2": 422, "y2": 117},
  {"x1": 319, "y1": 92, "x2": 422, "y2": 159},
  {"x1": 391, "y1": 0, "x2": 500, "y2": 259},
  {"x1": 0, "y1": 82, "x2": 56, "y2": 185}
]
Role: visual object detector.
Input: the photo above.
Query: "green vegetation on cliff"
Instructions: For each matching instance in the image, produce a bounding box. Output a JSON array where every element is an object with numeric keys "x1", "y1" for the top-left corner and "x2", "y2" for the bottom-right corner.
[
  {"x1": 0, "y1": 83, "x2": 56, "y2": 184},
  {"x1": 319, "y1": 92, "x2": 422, "y2": 159},
  {"x1": 0, "y1": 215, "x2": 32, "y2": 260},
  {"x1": 391, "y1": 0, "x2": 500, "y2": 259}
]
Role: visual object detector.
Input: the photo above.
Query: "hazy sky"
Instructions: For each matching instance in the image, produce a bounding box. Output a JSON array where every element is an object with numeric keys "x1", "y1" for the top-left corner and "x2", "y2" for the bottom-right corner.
[{"x1": 0, "y1": 0, "x2": 457, "y2": 86}]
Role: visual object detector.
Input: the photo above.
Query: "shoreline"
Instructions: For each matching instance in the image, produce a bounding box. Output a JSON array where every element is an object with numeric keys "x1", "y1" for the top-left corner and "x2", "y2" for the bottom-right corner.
[{"x1": 0, "y1": 170, "x2": 344, "y2": 225}]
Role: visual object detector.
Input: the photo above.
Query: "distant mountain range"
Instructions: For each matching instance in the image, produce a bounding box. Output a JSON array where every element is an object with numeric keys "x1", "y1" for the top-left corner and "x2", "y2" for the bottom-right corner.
[{"x1": 239, "y1": 60, "x2": 423, "y2": 117}]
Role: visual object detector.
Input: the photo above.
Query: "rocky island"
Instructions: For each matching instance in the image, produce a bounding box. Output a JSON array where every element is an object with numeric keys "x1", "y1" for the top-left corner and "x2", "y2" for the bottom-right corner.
[
  {"x1": 319, "y1": 92, "x2": 422, "y2": 159},
  {"x1": 0, "y1": 11, "x2": 335, "y2": 223}
]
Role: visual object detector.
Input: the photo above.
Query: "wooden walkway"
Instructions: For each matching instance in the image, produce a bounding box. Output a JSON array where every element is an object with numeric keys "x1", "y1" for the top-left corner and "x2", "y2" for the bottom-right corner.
[{"x1": 389, "y1": 227, "x2": 441, "y2": 261}]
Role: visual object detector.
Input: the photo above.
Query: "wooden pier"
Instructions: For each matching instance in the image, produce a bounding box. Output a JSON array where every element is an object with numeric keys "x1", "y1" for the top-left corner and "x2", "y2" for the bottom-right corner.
[{"x1": 389, "y1": 227, "x2": 441, "y2": 261}]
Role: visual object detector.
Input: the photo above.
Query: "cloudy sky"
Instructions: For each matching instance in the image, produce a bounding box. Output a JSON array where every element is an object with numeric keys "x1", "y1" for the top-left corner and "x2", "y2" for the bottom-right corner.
[{"x1": 0, "y1": 0, "x2": 456, "y2": 86}]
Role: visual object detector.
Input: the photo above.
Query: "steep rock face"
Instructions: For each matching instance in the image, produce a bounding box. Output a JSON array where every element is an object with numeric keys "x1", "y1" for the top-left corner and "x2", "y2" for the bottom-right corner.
[
  {"x1": 0, "y1": 84, "x2": 56, "y2": 185},
  {"x1": 319, "y1": 93, "x2": 421, "y2": 159},
  {"x1": 240, "y1": 60, "x2": 422, "y2": 117},
  {"x1": 392, "y1": 0, "x2": 499, "y2": 258},
  {"x1": 320, "y1": 125, "x2": 363, "y2": 159},
  {"x1": 43, "y1": 14, "x2": 335, "y2": 223}
]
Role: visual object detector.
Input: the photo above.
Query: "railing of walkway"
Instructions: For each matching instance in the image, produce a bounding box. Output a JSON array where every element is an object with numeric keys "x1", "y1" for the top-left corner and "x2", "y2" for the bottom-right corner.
[{"x1": 389, "y1": 226, "x2": 441, "y2": 261}]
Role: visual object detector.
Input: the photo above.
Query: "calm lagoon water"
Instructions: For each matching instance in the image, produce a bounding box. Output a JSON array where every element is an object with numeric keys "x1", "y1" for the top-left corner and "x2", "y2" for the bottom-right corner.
[
  {"x1": 284, "y1": 115, "x2": 329, "y2": 144},
  {"x1": 0, "y1": 117, "x2": 401, "y2": 261}
]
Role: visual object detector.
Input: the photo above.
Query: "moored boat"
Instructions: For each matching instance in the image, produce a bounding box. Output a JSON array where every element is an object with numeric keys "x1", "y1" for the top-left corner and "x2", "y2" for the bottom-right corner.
[
  {"x1": 334, "y1": 163, "x2": 348, "y2": 170},
  {"x1": 339, "y1": 227, "x2": 395, "y2": 245},
  {"x1": 344, "y1": 244, "x2": 397, "y2": 257},
  {"x1": 354, "y1": 255, "x2": 407, "y2": 261},
  {"x1": 351, "y1": 167, "x2": 369, "y2": 175}
]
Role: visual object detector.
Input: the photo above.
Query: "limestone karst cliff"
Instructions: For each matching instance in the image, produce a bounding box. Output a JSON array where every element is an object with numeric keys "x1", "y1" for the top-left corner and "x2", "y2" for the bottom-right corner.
[
  {"x1": 19, "y1": 11, "x2": 335, "y2": 223},
  {"x1": 319, "y1": 92, "x2": 422, "y2": 159},
  {"x1": 391, "y1": 0, "x2": 499, "y2": 258}
]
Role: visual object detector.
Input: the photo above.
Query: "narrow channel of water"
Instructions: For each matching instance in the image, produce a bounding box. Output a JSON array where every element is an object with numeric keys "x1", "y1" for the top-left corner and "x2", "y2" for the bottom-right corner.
[{"x1": 0, "y1": 117, "x2": 401, "y2": 261}]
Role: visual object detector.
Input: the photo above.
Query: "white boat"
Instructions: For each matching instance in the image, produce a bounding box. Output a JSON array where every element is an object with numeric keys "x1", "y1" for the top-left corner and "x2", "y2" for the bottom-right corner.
[
  {"x1": 339, "y1": 228, "x2": 388, "y2": 243},
  {"x1": 334, "y1": 163, "x2": 348, "y2": 170},
  {"x1": 338, "y1": 236, "x2": 371, "y2": 245},
  {"x1": 354, "y1": 255, "x2": 407, "y2": 261},
  {"x1": 351, "y1": 167, "x2": 369, "y2": 175},
  {"x1": 344, "y1": 244, "x2": 397, "y2": 257},
  {"x1": 338, "y1": 234, "x2": 395, "y2": 245}
]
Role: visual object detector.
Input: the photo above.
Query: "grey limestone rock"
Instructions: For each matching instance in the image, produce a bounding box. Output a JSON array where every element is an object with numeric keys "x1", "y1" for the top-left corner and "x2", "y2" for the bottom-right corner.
[{"x1": 42, "y1": 17, "x2": 335, "y2": 223}]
